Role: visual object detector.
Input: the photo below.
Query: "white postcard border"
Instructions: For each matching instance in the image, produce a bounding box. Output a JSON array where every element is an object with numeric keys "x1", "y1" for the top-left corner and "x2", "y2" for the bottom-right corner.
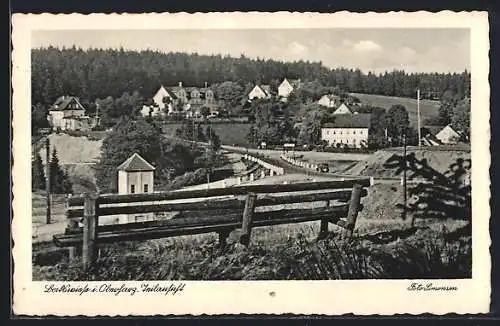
[{"x1": 12, "y1": 11, "x2": 491, "y2": 316}]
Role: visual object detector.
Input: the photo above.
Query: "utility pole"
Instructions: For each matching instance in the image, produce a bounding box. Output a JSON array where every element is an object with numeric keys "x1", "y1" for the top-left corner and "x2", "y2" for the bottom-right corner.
[
  {"x1": 417, "y1": 89, "x2": 421, "y2": 147},
  {"x1": 192, "y1": 118, "x2": 196, "y2": 149},
  {"x1": 402, "y1": 133, "x2": 408, "y2": 224},
  {"x1": 45, "y1": 138, "x2": 51, "y2": 224}
]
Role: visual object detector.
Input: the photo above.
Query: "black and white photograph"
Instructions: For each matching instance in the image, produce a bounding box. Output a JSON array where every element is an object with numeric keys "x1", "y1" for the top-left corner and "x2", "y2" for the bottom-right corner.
[{"x1": 12, "y1": 12, "x2": 490, "y2": 315}]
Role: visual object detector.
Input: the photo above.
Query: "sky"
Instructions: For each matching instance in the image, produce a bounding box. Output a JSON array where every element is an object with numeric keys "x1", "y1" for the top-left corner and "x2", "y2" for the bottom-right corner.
[{"x1": 32, "y1": 28, "x2": 470, "y2": 74}]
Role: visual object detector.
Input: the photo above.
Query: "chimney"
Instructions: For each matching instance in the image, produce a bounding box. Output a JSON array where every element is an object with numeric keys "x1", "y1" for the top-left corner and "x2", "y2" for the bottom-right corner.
[
  {"x1": 179, "y1": 81, "x2": 183, "y2": 88},
  {"x1": 205, "y1": 81, "x2": 208, "y2": 88}
]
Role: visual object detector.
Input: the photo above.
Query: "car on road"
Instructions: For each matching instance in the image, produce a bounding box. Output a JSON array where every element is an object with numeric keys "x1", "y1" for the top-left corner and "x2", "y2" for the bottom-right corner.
[{"x1": 316, "y1": 163, "x2": 330, "y2": 173}]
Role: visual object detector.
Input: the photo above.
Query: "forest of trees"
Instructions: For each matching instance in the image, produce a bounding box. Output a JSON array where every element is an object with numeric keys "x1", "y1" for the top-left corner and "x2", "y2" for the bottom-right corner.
[{"x1": 32, "y1": 47, "x2": 471, "y2": 113}]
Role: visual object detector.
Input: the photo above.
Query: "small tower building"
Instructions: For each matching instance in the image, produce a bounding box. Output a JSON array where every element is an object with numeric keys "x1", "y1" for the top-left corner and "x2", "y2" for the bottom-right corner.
[{"x1": 116, "y1": 153, "x2": 155, "y2": 223}]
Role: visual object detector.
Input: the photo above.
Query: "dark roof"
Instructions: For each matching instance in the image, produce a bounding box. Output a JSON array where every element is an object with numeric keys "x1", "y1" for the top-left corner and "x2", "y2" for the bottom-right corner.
[
  {"x1": 50, "y1": 96, "x2": 85, "y2": 111},
  {"x1": 322, "y1": 113, "x2": 372, "y2": 128},
  {"x1": 283, "y1": 78, "x2": 301, "y2": 88},
  {"x1": 169, "y1": 86, "x2": 214, "y2": 100},
  {"x1": 421, "y1": 125, "x2": 444, "y2": 137},
  {"x1": 158, "y1": 86, "x2": 178, "y2": 100},
  {"x1": 260, "y1": 85, "x2": 271, "y2": 95},
  {"x1": 117, "y1": 153, "x2": 155, "y2": 172}
]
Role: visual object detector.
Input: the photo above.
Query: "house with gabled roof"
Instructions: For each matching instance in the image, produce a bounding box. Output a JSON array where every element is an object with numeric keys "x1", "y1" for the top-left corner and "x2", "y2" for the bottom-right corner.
[
  {"x1": 47, "y1": 96, "x2": 97, "y2": 131},
  {"x1": 278, "y1": 78, "x2": 301, "y2": 100},
  {"x1": 117, "y1": 152, "x2": 155, "y2": 195},
  {"x1": 150, "y1": 82, "x2": 218, "y2": 116},
  {"x1": 248, "y1": 84, "x2": 272, "y2": 100},
  {"x1": 152, "y1": 85, "x2": 178, "y2": 114},
  {"x1": 332, "y1": 103, "x2": 353, "y2": 115},
  {"x1": 116, "y1": 153, "x2": 156, "y2": 223},
  {"x1": 317, "y1": 94, "x2": 341, "y2": 108},
  {"x1": 435, "y1": 124, "x2": 462, "y2": 144},
  {"x1": 321, "y1": 113, "x2": 371, "y2": 148}
]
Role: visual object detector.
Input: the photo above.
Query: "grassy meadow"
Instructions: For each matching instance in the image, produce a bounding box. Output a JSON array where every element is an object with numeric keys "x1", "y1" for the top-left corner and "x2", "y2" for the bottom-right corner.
[
  {"x1": 163, "y1": 123, "x2": 252, "y2": 147},
  {"x1": 351, "y1": 92, "x2": 441, "y2": 126}
]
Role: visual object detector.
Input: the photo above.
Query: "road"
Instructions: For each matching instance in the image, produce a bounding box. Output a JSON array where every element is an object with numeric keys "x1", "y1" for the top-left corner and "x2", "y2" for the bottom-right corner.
[{"x1": 221, "y1": 144, "x2": 371, "y2": 162}]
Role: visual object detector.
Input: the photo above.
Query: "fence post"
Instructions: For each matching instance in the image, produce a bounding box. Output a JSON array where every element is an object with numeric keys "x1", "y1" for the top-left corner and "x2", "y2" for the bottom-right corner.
[
  {"x1": 82, "y1": 192, "x2": 99, "y2": 269},
  {"x1": 344, "y1": 184, "x2": 363, "y2": 238},
  {"x1": 318, "y1": 200, "x2": 330, "y2": 240},
  {"x1": 218, "y1": 228, "x2": 231, "y2": 249},
  {"x1": 240, "y1": 193, "x2": 257, "y2": 246},
  {"x1": 66, "y1": 194, "x2": 79, "y2": 261}
]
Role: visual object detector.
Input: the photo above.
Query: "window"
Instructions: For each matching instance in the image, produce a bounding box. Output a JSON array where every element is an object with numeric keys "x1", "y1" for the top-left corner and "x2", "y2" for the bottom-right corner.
[
  {"x1": 144, "y1": 184, "x2": 149, "y2": 193},
  {"x1": 353, "y1": 131, "x2": 356, "y2": 135},
  {"x1": 130, "y1": 185, "x2": 135, "y2": 194},
  {"x1": 333, "y1": 131, "x2": 336, "y2": 135}
]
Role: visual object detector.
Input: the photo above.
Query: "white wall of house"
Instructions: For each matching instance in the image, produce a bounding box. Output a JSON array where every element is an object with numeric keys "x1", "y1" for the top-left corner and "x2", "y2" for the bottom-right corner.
[
  {"x1": 318, "y1": 95, "x2": 337, "y2": 108},
  {"x1": 333, "y1": 103, "x2": 352, "y2": 115},
  {"x1": 153, "y1": 86, "x2": 176, "y2": 110},
  {"x1": 321, "y1": 127, "x2": 369, "y2": 148},
  {"x1": 248, "y1": 85, "x2": 269, "y2": 100},
  {"x1": 436, "y1": 125, "x2": 461, "y2": 144},
  {"x1": 278, "y1": 79, "x2": 294, "y2": 98},
  {"x1": 117, "y1": 170, "x2": 155, "y2": 223},
  {"x1": 48, "y1": 108, "x2": 87, "y2": 130},
  {"x1": 118, "y1": 170, "x2": 154, "y2": 195}
]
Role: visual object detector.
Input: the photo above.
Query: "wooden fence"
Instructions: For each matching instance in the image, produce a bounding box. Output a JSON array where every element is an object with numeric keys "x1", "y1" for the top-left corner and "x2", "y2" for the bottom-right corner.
[{"x1": 53, "y1": 178, "x2": 370, "y2": 268}]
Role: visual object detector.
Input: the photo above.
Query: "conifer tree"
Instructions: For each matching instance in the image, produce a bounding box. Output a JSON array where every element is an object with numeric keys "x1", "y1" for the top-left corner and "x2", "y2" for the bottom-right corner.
[
  {"x1": 49, "y1": 148, "x2": 73, "y2": 194},
  {"x1": 31, "y1": 152, "x2": 46, "y2": 191}
]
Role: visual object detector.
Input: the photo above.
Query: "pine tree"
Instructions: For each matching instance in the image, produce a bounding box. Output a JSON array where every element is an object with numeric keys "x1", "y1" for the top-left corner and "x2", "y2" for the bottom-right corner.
[
  {"x1": 32, "y1": 152, "x2": 46, "y2": 191},
  {"x1": 49, "y1": 148, "x2": 73, "y2": 194}
]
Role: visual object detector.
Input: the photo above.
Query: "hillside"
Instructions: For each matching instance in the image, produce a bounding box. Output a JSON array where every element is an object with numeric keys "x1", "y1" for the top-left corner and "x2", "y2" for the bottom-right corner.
[
  {"x1": 345, "y1": 146, "x2": 471, "y2": 179},
  {"x1": 39, "y1": 133, "x2": 103, "y2": 164},
  {"x1": 37, "y1": 133, "x2": 103, "y2": 193},
  {"x1": 351, "y1": 92, "x2": 441, "y2": 127},
  {"x1": 163, "y1": 123, "x2": 252, "y2": 147}
]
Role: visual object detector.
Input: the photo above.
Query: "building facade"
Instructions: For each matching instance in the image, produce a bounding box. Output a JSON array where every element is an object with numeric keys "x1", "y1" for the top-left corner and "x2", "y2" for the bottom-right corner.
[
  {"x1": 151, "y1": 83, "x2": 218, "y2": 116},
  {"x1": 116, "y1": 153, "x2": 156, "y2": 223},
  {"x1": 317, "y1": 94, "x2": 340, "y2": 108},
  {"x1": 321, "y1": 113, "x2": 371, "y2": 148},
  {"x1": 436, "y1": 125, "x2": 462, "y2": 144},
  {"x1": 332, "y1": 103, "x2": 353, "y2": 115},
  {"x1": 47, "y1": 96, "x2": 97, "y2": 131},
  {"x1": 248, "y1": 84, "x2": 272, "y2": 100},
  {"x1": 278, "y1": 78, "x2": 300, "y2": 100}
]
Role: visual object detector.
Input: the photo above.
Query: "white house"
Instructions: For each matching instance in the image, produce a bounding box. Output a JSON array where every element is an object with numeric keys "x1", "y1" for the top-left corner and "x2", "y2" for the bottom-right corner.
[
  {"x1": 333, "y1": 103, "x2": 353, "y2": 115},
  {"x1": 317, "y1": 94, "x2": 340, "y2": 108},
  {"x1": 116, "y1": 153, "x2": 156, "y2": 224},
  {"x1": 435, "y1": 125, "x2": 462, "y2": 144},
  {"x1": 47, "y1": 96, "x2": 97, "y2": 131},
  {"x1": 278, "y1": 78, "x2": 300, "y2": 100},
  {"x1": 248, "y1": 84, "x2": 272, "y2": 100},
  {"x1": 321, "y1": 113, "x2": 371, "y2": 148},
  {"x1": 152, "y1": 85, "x2": 177, "y2": 114}
]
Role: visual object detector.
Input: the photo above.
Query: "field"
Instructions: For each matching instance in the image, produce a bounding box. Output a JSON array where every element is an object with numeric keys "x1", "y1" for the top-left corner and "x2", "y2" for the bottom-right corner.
[
  {"x1": 350, "y1": 92, "x2": 441, "y2": 127},
  {"x1": 163, "y1": 123, "x2": 252, "y2": 147}
]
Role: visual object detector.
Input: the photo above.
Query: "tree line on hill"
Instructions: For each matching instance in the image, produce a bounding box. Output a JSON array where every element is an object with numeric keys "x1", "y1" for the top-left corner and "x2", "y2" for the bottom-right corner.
[{"x1": 32, "y1": 47, "x2": 470, "y2": 121}]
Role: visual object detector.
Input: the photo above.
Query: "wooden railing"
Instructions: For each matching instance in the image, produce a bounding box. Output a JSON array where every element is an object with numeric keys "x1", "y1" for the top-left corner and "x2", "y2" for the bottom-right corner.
[{"x1": 53, "y1": 178, "x2": 371, "y2": 268}]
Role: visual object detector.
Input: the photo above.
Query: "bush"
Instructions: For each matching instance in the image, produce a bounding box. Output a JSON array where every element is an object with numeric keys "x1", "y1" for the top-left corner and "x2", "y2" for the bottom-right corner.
[{"x1": 166, "y1": 168, "x2": 208, "y2": 190}]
